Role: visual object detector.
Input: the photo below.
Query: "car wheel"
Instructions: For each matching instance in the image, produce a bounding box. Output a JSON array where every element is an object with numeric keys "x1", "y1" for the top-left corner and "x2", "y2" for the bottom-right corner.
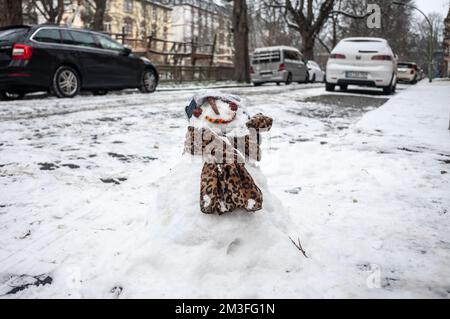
[
  {"x1": 383, "y1": 86, "x2": 392, "y2": 95},
  {"x1": 52, "y1": 66, "x2": 81, "y2": 98},
  {"x1": 325, "y1": 83, "x2": 335, "y2": 92},
  {"x1": 0, "y1": 91, "x2": 25, "y2": 101},
  {"x1": 139, "y1": 68, "x2": 158, "y2": 93},
  {"x1": 93, "y1": 90, "x2": 108, "y2": 96},
  {"x1": 310, "y1": 74, "x2": 316, "y2": 83},
  {"x1": 340, "y1": 84, "x2": 348, "y2": 91},
  {"x1": 276, "y1": 82, "x2": 280, "y2": 86},
  {"x1": 286, "y1": 73, "x2": 293, "y2": 85},
  {"x1": 383, "y1": 75, "x2": 396, "y2": 95},
  {"x1": 253, "y1": 82, "x2": 262, "y2": 87}
]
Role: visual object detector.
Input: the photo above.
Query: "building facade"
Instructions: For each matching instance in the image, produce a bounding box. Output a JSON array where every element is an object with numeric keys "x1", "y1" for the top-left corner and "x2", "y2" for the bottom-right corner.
[
  {"x1": 444, "y1": 6, "x2": 450, "y2": 78},
  {"x1": 159, "y1": 0, "x2": 233, "y2": 65},
  {"x1": 28, "y1": 0, "x2": 172, "y2": 52},
  {"x1": 23, "y1": 0, "x2": 233, "y2": 65}
]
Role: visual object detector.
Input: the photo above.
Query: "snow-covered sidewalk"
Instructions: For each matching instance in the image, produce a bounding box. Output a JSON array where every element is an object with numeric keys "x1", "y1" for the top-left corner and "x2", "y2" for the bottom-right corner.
[
  {"x1": 262, "y1": 80, "x2": 450, "y2": 298},
  {"x1": 0, "y1": 81, "x2": 449, "y2": 298}
]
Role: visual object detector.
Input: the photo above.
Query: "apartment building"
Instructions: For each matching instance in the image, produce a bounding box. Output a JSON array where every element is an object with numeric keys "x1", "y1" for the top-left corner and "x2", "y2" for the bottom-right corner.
[
  {"x1": 157, "y1": 0, "x2": 233, "y2": 65},
  {"x1": 28, "y1": 0, "x2": 172, "y2": 51}
]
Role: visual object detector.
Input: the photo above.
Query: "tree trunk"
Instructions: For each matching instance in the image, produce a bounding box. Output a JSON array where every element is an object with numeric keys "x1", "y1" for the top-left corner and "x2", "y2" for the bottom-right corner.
[
  {"x1": 93, "y1": 0, "x2": 107, "y2": 31},
  {"x1": 302, "y1": 34, "x2": 315, "y2": 60},
  {"x1": 232, "y1": 0, "x2": 250, "y2": 83},
  {"x1": 0, "y1": 0, "x2": 23, "y2": 27}
]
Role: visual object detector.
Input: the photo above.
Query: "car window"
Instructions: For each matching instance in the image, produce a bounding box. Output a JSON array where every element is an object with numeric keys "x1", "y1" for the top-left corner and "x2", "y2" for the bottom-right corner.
[
  {"x1": 285, "y1": 51, "x2": 299, "y2": 61},
  {"x1": 398, "y1": 63, "x2": 413, "y2": 68},
  {"x1": 0, "y1": 28, "x2": 29, "y2": 42},
  {"x1": 252, "y1": 50, "x2": 281, "y2": 64},
  {"x1": 96, "y1": 35, "x2": 124, "y2": 51},
  {"x1": 33, "y1": 29, "x2": 61, "y2": 44},
  {"x1": 69, "y1": 31, "x2": 99, "y2": 48},
  {"x1": 60, "y1": 29, "x2": 77, "y2": 45}
]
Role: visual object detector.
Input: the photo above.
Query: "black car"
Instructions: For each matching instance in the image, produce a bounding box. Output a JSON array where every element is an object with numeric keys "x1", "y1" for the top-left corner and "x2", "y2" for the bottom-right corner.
[{"x1": 0, "y1": 24, "x2": 159, "y2": 100}]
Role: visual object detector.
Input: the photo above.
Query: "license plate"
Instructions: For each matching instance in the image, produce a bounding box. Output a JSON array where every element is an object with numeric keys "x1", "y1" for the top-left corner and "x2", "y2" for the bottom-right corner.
[{"x1": 346, "y1": 71, "x2": 368, "y2": 79}]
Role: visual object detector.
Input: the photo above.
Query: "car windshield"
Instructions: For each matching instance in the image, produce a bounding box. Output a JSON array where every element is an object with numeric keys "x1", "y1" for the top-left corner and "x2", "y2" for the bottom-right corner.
[{"x1": 0, "y1": 28, "x2": 29, "y2": 42}]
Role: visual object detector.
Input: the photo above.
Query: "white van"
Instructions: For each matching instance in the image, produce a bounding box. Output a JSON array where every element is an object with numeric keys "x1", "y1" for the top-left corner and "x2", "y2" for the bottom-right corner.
[
  {"x1": 326, "y1": 37, "x2": 397, "y2": 95},
  {"x1": 251, "y1": 46, "x2": 309, "y2": 86}
]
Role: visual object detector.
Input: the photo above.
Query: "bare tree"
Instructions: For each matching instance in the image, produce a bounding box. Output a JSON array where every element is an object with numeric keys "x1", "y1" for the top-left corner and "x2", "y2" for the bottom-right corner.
[
  {"x1": 0, "y1": 0, "x2": 23, "y2": 27},
  {"x1": 84, "y1": 0, "x2": 107, "y2": 31},
  {"x1": 268, "y1": 0, "x2": 336, "y2": 60},
  {"x1": 31, "y1": 0, "x2": 65, "y2": 25},
  {"x1": 226, "y1": 0, "x2": 251, "y2": 83}
]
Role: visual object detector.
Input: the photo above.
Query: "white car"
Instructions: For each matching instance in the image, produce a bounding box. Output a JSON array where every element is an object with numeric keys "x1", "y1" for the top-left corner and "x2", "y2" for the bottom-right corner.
[
  {"x1": 307, "y1": 60, "x2": 325, "y2": 83},
  {"x1": 325, "y1": 37, "x2": 397, "y2": 95},
  {"x1": 397, "y1": 62, "x2": 418, "y2": 84}
]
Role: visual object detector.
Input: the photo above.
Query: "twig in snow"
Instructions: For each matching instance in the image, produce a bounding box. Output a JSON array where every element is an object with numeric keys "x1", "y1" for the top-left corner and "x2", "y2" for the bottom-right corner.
[{"x1": 289, "y1": 236, "x2": 309, "y2": 258}]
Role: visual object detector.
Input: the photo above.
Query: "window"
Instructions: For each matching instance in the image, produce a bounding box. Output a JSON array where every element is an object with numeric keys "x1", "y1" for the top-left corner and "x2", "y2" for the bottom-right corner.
[
  {"x1": 104, "y1": 22, "x2": 112, "y2": 33},
  {"x1": 124, "y1": 0, "x2": 133, "y2": 13},
  {"x1": 97, "y1": 35, "x2": 124, "y2": 51},
  {"x1": 33, "y1": 29, "x2": 61, "y2": 44},
  {"x1": 0, "y1": 28, "x2": 29, "y2": 41},
  {"x1": 123, "y1": 21, "x2": 133, "y2": 35},
  {"x1": 61, "y1": 29, "x2": 76, "y2": 45},
  {"x1": 285, "y1": 50, "x2": 300, "y2": 61},
  {"x1": 68, "y1": 30, "x2": 99, "y2": 48}
]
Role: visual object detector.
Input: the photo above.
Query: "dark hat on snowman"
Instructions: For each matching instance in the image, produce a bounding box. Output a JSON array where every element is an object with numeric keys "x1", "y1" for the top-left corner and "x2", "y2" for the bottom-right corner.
[{"x1": 185, "y1": 99, "x2": 198, "y2": 119}]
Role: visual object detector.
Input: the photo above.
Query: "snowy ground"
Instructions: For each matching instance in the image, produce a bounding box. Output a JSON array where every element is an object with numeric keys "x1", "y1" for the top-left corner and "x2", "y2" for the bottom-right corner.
[{"x1": 0, "y1": 81, "x2": 449, "y2": 298}]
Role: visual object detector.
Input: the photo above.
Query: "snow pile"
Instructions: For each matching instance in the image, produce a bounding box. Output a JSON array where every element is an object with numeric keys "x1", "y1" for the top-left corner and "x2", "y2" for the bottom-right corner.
[{"x1": 119, "y1": 156, "x2": 304, "y2": 298}]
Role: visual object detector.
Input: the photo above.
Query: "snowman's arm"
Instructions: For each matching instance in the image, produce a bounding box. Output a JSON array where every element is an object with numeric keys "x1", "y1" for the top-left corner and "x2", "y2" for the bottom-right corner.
[{"x1": 246, "y1": 114, "x2": 273, "y2": 131}]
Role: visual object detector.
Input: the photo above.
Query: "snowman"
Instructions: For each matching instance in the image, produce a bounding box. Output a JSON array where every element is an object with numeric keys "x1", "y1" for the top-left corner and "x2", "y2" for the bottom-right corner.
[
  {"x1": 133, "y1": 91, "x2": 305, "y2": 296},
  {"x1": 183, "y1": 90, "x2": 273, "y2": 215}
]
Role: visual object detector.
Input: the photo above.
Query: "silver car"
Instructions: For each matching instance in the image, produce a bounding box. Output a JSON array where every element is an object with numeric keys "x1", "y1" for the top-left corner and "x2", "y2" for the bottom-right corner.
[{"x1": 251, "y1": 46, "x2": 308, "y2": 86}]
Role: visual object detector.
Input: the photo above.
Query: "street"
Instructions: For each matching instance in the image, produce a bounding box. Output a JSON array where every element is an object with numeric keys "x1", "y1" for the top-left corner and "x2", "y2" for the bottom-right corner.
[{"x1": 0, "y1": 81, "x2": 449, "y2": 298}]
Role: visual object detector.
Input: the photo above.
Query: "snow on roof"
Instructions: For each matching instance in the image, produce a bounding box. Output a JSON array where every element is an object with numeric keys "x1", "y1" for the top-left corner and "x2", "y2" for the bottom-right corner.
[
  {"x1": 254, "y1": 46, "x2": 301, "y2": 52},
  {"x1": 342, "y1": 37, "x2": 387, "y2": 43}
]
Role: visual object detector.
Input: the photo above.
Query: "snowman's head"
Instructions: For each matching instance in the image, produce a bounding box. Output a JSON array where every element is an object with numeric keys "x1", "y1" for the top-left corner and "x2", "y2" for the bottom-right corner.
[{"x1": 186, "y1": 91, "x2": 249, "y2": 136}]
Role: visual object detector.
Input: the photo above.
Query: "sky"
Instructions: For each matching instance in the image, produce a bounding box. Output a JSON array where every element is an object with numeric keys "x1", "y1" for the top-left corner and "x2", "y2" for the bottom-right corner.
[{"x1": 414, "y1": 0, "x2": 449, "y2": 15}]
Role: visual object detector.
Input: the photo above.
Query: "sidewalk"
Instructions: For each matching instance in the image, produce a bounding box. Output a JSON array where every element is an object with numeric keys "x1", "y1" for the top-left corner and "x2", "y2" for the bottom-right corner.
[
  {"x1": 352, "y1": 80, "x2": 450, "y2": 153},
  {"x1": 264, "y1": 80, "x2": 450, "y2": 298}
]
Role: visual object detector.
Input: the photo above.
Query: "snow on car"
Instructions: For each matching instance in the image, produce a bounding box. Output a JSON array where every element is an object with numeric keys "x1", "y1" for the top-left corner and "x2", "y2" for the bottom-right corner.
[{"x1": 325, "y1": 37, "x2": 398, "y2": 95}]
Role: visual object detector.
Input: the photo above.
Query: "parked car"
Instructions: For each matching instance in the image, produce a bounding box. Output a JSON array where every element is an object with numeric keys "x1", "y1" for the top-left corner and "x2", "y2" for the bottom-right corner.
[
  {"x1": 418, "y1": 68, "x2": 425, "y2": 81},
  {"x1": 307, "y1": 60, "x2": 325, "y2": 83},
  {"x1": 325, "y1": 37, "x2": 397, "y2": 95},
  {"x1": 397, "y1": 62, "x2": 418, "y2": 84},
  {"x1": 250, "y1": 46, "x2": 308, "y2": 86},
  {"x1": 0, "y1": 25, "x2": 159, "y2": 100}
]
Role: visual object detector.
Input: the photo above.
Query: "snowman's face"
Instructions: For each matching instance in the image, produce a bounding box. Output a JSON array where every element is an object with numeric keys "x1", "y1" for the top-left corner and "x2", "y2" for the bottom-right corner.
[
  {"x1": 189, "y1": 97, "x2": 250, "y2": 136},
  {"x1": 194, "y1": 98, "x2": 237, "y2": 125}
]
